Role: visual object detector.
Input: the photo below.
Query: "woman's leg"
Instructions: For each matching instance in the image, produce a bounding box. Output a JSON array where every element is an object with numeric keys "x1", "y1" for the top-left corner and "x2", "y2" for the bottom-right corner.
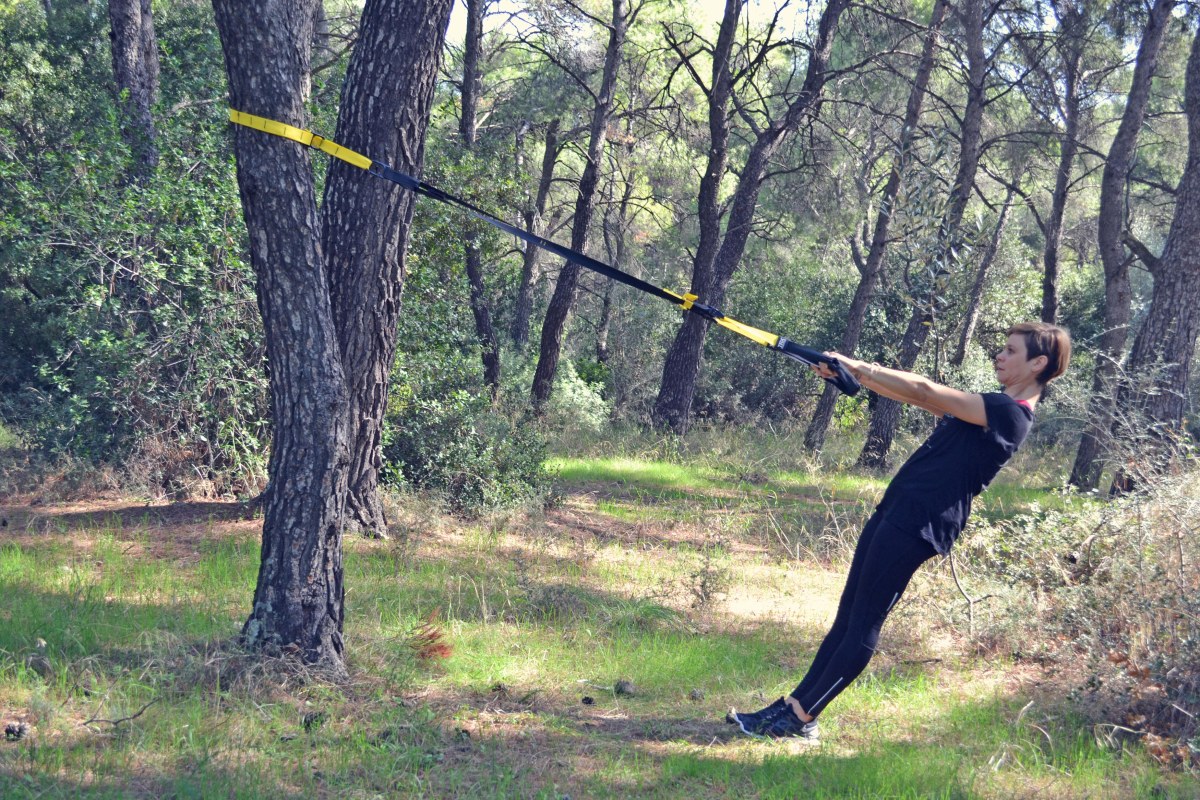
[
  {"x1": 788, "y1": 511, "x2": 887, "y2": 703},
  {"x1": 789, "y1": 519, "x2": 937, "y2": 718}
]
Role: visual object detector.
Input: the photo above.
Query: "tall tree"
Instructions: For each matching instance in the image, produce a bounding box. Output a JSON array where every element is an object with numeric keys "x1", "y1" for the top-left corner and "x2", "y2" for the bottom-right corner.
[
  {"x1": 531, "y1": 0, "x2": 633, "y2": 411},
  {"x1": 459, "y1": 0, "x2": 502, "y2": 395},
  {"x1": 1069, "y1": 0, "x2": 1177, "y2": 489},
  {"x1": 511, "y1": 118, "x2": 560, "y2": 347},
  {"x1": 857, "y1": 0, "x2": 991, "y2": 469},
  {"x1": 652, "y1": 0, "x2": 852, "y2": 433},
  {"x1": 108, "y1": 0, "x2": 159, "y2": 179},
  {"x1": 320, "y1": 0, "x2": 454, "y2": 538},
  {"x1": 1034, "y1": 0, "x2": 1090, "y2": 323},
  {"x1": 213, "y1": 0, "x2": 451, "y2": 672},
  {"x1": 804, "y1": 0, "x2": 950, "y2": 452},
  {"x1": 1115, "y1": 23, "x2": 1200, "y2": 481},
  {"x1": 952, "y1": 184, "x2": 1016, "y2": 366}
]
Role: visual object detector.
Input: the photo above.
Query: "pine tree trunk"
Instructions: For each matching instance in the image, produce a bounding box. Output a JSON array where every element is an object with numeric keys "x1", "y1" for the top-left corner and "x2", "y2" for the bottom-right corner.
[
  {"x1": 953, "y1": 186, "x2": 1015, "y2": 366},
  {"x1": 1039, "y1": 5, "x2": 1086, "y2": 324},
  {"x1": 649, "y1": 0, "x2": 741, "y2": 431},
  {"x1": 531, "y1": 0, "x2": 627, "y2": 411},
  {"x1": 459, "y1": 0, "x2": 501, "y2": 396},
  {"x1": 855, "y1": 0, "x2": 985, "y2": 469},
  {"x1": 1115, "y1": 26, "x2": 1200, "y2": 483},
  {"x1": 1070, "y1": 0, "x2": 1176, "y2": 489},
  {"x1": 213, "y1": 0, "x2": 351, "y2": 676},
  {"x1": 512, "y1": 119, "x2": 560, "y2": 347},
  {"x1": 321, "y1": 0, "x2": 453, "y2": 538},
  {"x1": 108, "y1": 0, "x2": 159, "y2": 180},
  {"x1": 804, "y1": 0, "x2": 948, "y2": 452},
  {"x1": 653, "y1": 0, "x2": 850, "y2": 433},
  {"x1": 857, "y1": 309, "x2": 932, "y2": 469}
]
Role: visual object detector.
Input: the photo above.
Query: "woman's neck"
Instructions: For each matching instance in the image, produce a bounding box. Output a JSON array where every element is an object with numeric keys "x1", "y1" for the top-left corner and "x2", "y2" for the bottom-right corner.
[{"x1": 1004, "y1": 380, "x2": 1041, "y2": 405}]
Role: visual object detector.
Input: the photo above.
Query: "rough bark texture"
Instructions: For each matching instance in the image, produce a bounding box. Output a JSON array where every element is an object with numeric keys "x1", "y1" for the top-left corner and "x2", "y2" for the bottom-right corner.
[
  {"x1": 531, "y1": 0, "x2": 627, "y2": 411},
  {"x1": 321, "y1": 0, "x2": 454, "y2": 537},
  {"x1": 460, "y1": 0, "x2": 501, "y2": 396},
  {"x1": 512, "y1": 119, "x2": 560, "y2": 347},
  {"x1": 803, "y1": 0, "x2": 949, "y2": 452},
  {"x1": 653, "y1": 0, "x2": 850, "y2": 433},
  {"x1": 857, "y1": 0, "x2": 986, "y2": 469},
  {"x1": 953, "y1": 186, "x2": 1015, "y2": 366},
  {"x1": 108, "y1": 0, "x2": 159, "y2": 179},
  {"x1": 1115, "y1": 26, "x2": 1200, "y2": 476},
  {"x1": 1069, "y1": 0, "x2": 1176, "y2": 489},
  {"x1": 213, "y1": 0, "x2": 351, "y2": 675},
  {"x1": 1040, "y1": 4, "x2": 1086, "y2": 324}
]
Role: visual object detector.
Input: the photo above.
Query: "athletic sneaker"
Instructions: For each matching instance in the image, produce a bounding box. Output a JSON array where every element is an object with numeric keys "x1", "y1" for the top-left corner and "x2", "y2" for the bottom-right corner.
[
  {"x1": 757, "y1": 706, "x2": 819, "y2": 741},
  {"x1": 732, "y1": 698, "x2": 820, "y2": 741},
  {"x1": 725, "y1": 696, "x2": 786, "y2": 728}
]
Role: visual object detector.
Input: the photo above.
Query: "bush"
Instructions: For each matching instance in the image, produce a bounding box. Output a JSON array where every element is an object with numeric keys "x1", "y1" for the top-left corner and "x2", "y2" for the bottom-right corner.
[
  {"x1": 382, "y1": 385, "x2": 549, "y2": 517},
  {"x1": 946, "y1": 470, "x2": 1200, "y2": 762}
]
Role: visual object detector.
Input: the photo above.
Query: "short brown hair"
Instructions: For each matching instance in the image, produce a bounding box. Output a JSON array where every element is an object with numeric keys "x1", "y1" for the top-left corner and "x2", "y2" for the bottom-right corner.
[{"x1": 1007, "y1": 322, "x2": 1071, "y2": 385}]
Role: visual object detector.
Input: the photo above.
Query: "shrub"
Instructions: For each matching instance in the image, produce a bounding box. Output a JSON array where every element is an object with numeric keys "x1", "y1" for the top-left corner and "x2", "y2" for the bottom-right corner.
[{"x1": 946, "y1": 470, "x2": 1199, "y2": 760}]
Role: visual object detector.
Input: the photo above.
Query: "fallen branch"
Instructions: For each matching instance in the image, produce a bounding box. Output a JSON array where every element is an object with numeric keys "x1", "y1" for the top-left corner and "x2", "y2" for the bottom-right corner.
[{"x1": 82, "y1": 698, "x2": 159, "y2": 732}]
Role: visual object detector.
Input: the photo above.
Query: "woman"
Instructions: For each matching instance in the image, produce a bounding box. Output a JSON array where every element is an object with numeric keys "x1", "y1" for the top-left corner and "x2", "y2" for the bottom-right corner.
[{"x1": 730, "y1": 322, "x2": 1071, "y2": 740}]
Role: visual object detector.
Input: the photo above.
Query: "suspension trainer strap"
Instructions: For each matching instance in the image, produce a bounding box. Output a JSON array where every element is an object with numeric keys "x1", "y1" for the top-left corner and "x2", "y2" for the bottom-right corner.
[{"x1": 227, "y1": 109, "x2": 860, "y2": 396}]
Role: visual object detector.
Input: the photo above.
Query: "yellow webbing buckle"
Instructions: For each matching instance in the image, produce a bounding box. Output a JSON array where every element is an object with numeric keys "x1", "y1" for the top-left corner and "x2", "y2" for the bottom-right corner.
[{"x1": 681, "y1": 293, "x2": 698, "y2": 311}]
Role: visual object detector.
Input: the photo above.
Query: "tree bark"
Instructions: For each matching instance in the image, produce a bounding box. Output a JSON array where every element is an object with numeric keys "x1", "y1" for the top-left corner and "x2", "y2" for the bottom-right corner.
[
  {"x1": 320, "y1": 0, "x2": 452, "y2": 538},
  {"x1": 857, "y1": 0, "x2": 987, "y2": 469},
  {"x1": 108, "y1": 0, "x2": 159, "y2": 180},
  {"x1": 512, "y1": 119, "x2": 560, "y2": 347},
  {"x1": 804, "y1": 0, "x2": 949, "y2": 452},
  {"x1": 952, "y1": 185, "x2": 1015, "y2": 366},
  {"x1": 653, "y1": 0, "x2": 850, "y2": 433},
  {"x1": 1069, "y1": 0, "x2": 1176, "y2": 490},
  {"x1": 213, "y1": 0, "x2": 351, "y2": 675},
  {"x1": 597, "y1": 163, "x2": 636, "y2": 365},
  {"x1": 1114, "y1": 25, "x2": 1200, "y2": 483},
  {"x1": 1039, "y1": 4, "x2": 1087, "y2": 324},
  {"x1": 531, "y1": 0, "x2": 627, "y2": 411},
  {"x1": 459, "y1": 0, "x2": 501, "y2": 396}
]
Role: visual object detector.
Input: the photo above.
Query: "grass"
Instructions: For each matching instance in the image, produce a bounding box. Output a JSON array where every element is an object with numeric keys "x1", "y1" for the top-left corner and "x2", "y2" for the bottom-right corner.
[{"x1": 0, "y1": 432, "x2": 1192, "y2": 798}]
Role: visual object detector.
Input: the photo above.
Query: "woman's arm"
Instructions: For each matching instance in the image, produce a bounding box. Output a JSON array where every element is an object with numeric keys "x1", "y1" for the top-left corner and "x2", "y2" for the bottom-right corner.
[{"x1": 817, "y1": 353, "x2": 988, "y2": 427}]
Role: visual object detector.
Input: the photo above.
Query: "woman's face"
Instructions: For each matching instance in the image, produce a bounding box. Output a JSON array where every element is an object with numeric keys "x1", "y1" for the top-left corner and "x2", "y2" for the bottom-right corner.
[{"x1": 994, "y1": 333, "x2": 1040, "y2": 387}]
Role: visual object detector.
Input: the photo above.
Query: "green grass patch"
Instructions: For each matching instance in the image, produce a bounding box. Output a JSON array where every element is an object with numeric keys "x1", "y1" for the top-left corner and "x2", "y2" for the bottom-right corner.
[{"x1": 0, "y1": 434, "x2": 1189, "y2": 798}]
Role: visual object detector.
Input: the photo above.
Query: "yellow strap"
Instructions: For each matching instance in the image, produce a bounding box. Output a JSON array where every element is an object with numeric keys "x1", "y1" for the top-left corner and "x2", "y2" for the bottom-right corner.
[
  {"x1": 229, "y1": 110, "x2": 786, "y2": 353},
  {"x1": 229, "y1": 109, "x2": 373, "y2": 171},
  {"x1": 714, "y1": 316, "x2": 779, "y2": 348}
]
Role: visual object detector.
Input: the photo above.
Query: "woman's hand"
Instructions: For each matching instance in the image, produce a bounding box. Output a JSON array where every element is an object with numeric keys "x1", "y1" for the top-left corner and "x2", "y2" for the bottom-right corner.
[{"x1": 813, "y1": 351, "x2": 869, "y2": 381}]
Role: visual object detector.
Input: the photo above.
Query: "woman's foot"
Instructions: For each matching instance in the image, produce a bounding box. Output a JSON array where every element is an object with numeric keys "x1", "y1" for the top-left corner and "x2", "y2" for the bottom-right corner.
[
  {"x1": 726, "y1": 697, "x2": 786, "y2": 730},
  {"x1": 728, "y1": 697, "x2": 820, "y2": 741}
]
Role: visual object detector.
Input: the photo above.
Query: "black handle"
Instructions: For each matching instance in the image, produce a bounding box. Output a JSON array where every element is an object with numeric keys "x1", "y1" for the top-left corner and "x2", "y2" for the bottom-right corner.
[{"x1": 775, "y1": 338, "x2": 862, "y2": 396}]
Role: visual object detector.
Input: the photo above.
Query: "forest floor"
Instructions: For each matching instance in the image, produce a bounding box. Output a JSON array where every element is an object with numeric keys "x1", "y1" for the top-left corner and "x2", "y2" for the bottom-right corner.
[{"x1": 0, "y1": 441, "x2": 1194, "y2": 798}]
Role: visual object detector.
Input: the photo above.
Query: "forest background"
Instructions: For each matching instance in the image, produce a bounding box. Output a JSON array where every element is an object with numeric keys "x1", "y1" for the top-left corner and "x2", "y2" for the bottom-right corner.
[{"x1": 0, "y1": 0, "x2": 1198, "y2": 796}]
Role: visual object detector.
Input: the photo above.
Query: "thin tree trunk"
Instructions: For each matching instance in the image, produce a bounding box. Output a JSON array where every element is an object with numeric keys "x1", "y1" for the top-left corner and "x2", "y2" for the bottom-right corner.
[
  {"x1": 213, "y1": 0, "x2": 351, "y2": 676},
  {"x1": 1114, "y1": 26, "x2": 1200, "y2": 486},
  {"x1": 804, "y1": 0, "x2": 949, "y2": 451},
  {"x1": 1040, "y1": 8, "x2": 1084, "y2": 324},
  {"x1": 512, "y1": 119, "x2": 560, "y2": 347},
  {"x1": 531, "y1": 0, "x2": 627, "y2": 411},
  {"x1": 1070, "y1": 0, "x2": 1176, "y2": 489},
  {"x1": 459, "y1": 0, "x2": 501, "y2": 396},
  {"x1": 322, "y1": 0, "x2": 454, "y2": 537},
  {"x1": 108, "y1": 0, "x2": 159, "y2": 180},
  {"x1": 653, "y1": 0, "x2": 850, "y2": 433},
  {"x1": 597, "y1": 166, "x2": 635, "y2": 364},
  {"x1": 858, "y1": 0, "x2": 986, "y2": 469},
  {"x1": 648, "y1": 0, "x2": 741, "y2": 432},
  {"x1": 953, "y1": 185, "x2": 1015, "y2": 366}
]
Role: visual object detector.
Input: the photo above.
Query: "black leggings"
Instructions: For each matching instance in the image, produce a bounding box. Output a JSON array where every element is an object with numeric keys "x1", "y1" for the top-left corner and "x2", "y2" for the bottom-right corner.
[{"x1": 790, "y1": 512, "x2": 938, "y2": 717}]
